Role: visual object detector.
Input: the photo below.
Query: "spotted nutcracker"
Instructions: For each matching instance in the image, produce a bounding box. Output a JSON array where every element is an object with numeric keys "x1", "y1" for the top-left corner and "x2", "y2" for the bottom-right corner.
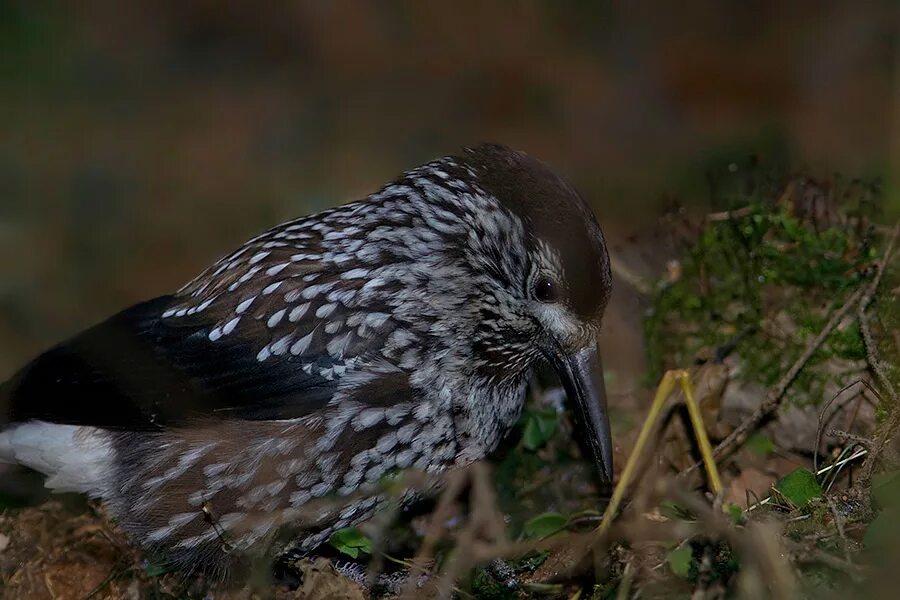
[{"x1": 0, "y1": 144, "x2": 613, "y2": 576}]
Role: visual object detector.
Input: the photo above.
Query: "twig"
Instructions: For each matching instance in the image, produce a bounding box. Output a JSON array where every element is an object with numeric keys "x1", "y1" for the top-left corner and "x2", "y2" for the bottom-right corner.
[
  {"x1": 828, "y1": 429, "x2": 874, "y2": 451},
  {"x1": 601, "y1": 370, "x2": 724, "y2": 540},
  {"x1": 823, "y1": 445, "x2": 861, "y2": 492},
  {"x1": 706, "y1": 205, "x2": 756, "y2": 222},
  {"x1": 788, "y1": 543, "x2": 867, "y2": 580},
  {"x1": 857, "y1": 222, "x2": 900, "y2": 483},
  {"x1": 857, "y1": 221, "x2": 899, "y2": 400},
  {"x1": 825, "y1": 496, "x2": 853, "y2": 565},
  {"x1": 859, "y1": 222, "x2": 898, "y2": 313},
  {"x1": 691, "y1": 545, "x2": 715, "y2": 600},
  {"x1": 366, "y1": 474, "x2": 416, "y2": 587},
  {"x1": 522, "y1": 582, "x2": 566, "y2": 595},
  {"x1": 615, "y1": 560, "x2": 634, "y2": 600},
  {"x1": 683, "y1": 286, "x2": 866, "y2": 475},
  {"x1": 400, "y1": 468, "x2": 469, "y2": 599},
  {"x1": 858, "y1": 307, "x2": 896, "y2": 400},
  {"x1": 813, "y1": 379, "x2": 882, "y2": 473},
  {"x1": 80, "y1": 566, "x2": 126, "y2": 600},
  {"x1": 433, "y1": 463, "x2": 509, "y2": 599}
]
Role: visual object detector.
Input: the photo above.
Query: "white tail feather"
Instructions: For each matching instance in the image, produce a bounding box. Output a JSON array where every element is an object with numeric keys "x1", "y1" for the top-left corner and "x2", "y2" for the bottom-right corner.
[{"x1": 0, "y1": 422, "x2": 114, "y2": 496}]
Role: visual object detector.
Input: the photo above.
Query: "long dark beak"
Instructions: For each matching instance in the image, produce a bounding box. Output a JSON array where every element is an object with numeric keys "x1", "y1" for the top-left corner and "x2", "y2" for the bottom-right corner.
[{"x1": 546, "y1": 340, "x2": 613, "y2": 484}]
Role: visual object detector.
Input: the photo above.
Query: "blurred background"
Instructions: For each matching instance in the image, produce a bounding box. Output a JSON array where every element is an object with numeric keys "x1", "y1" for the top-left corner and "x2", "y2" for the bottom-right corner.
[{"x1": 1, "y1": 0, "x2": 898, "y2": 392}]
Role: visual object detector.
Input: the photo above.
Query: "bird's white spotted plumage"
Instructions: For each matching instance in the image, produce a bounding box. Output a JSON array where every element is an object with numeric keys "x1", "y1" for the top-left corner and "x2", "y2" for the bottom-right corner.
[{"x1": 1, "y1": 144, "x2": 613, "y2": 576}]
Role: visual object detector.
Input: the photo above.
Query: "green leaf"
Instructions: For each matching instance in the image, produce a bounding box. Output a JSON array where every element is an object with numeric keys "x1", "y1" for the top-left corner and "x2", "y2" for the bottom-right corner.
[
  {"x1": 746, "y1": 433, "x2": 775, "y2": 456},
  {"x1": 775, "y1": 468, "x2": 822, "y2": 508},
  {"x1": 872, "y1": 469, "x2": 900, "y2": 509},
  {"x1": 523, "y1": 512, "x2": 567, "y2": 539},
  {"x1": 725, "y1": 502, "x2": 744, "y2": 524},
  {"x1": 329, "y1": 527, "x2": 372, "y2": 559},
  {"x1": 667, "y1": 545, "x2": 693, "y2": 578},
  {"x1": 522, "y1": 409, "x2": 560, "y2": 451},
  {"x1": 865, "y1": 506, "x2": 900, "y2": 550},
  {"x1": 864, "y1": 508, "x2": 900, "y2": 552}
]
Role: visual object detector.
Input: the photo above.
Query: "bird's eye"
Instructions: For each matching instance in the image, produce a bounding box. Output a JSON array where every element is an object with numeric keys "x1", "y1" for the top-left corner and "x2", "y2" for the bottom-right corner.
[{"x1": 534, "y1": 277, "x2": 557, "y2": 303}]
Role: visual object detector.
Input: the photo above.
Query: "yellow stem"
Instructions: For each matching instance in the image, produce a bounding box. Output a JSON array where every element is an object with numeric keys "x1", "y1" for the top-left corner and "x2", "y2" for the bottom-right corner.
[
  {"x1": 596, "y1": 369, "x2": 726, "y2": 539},
  {"x1": 597, "y1": 371, "x2": 678, "y2": 536},
  {"x1": 677, "y1": 370, "x2": 723, "y2": 496}
]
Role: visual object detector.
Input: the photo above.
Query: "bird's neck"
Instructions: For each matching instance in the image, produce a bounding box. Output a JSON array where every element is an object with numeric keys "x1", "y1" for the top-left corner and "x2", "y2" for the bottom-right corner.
[{"x1": 452, "y1": 371, "x2": 531, "y2": 465}]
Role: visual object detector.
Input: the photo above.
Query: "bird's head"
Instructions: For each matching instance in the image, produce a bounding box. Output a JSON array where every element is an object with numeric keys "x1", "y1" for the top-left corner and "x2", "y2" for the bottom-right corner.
[{"x1": 403, "y1": 144, "x2": 614, "y2": 482}]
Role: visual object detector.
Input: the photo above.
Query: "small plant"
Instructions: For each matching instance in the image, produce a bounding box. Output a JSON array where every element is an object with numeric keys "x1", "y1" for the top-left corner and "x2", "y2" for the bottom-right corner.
[
  {"x1": 775, "y1": 468, "x2": 823, "y2": 508},
  {"x1": 329, "y1": 527, "x2": 372, "y2": 559}
]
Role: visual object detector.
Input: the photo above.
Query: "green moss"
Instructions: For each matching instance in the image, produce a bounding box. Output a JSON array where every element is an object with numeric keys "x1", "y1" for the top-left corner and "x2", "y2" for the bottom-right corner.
[
  {"x1": 469, "y1": 552, "x2": 550, "y2": 600},
  {"x1": 645, "y1": 188, "x2": 884, "y2": 406},
  {"x1": 469, "y1": 569, "x2": 519, "y2": 600}
]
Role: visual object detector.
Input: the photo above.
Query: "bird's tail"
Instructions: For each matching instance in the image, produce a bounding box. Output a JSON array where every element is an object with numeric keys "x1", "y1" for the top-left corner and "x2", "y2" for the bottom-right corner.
[{"x1": 0, "y1": 377, "x2": 14, "y2": 462}]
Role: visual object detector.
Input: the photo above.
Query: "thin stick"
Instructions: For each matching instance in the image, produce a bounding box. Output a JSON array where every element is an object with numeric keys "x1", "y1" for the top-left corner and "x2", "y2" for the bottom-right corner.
[
  {"x1": 679, "y1": 372, "x2": 723, "y2": 495},
  {"x1": 829, "y1": 429, "x2": 874, "y2": 451},
  {"x1": 859, "y1": 221, "x2": 899, "y2": 313},
  {"x1": 615, "y1": 561, "x2": 634, "y2": 600},
  {"x1": 857, "y1": 222, "x2": 900, "y2": 483},
  {"x1": 823, "y1": 445, "x2": 861, "y2": 492},
  {"x1": 825, "y1": 496, "x2": 853, "y2": 565},
  {"x1": 691, "y1": 545, "x2": 715, "y2": 600},
  {"x1": 813, "y1": 379, "x2": 881, "y2": 473},
  {"x1": 80, "y1": 567, "x2": 126, "y2": 600},
  {"x1": 857, "y1": 222, "x2": 899, "y2": 399},
  {"x1": 789, "y1": 544, "x2": 867, "y2": 580},
  {"x1": 595, "y1": 369, "x2": 724, "y2": 545},
  {"x1": 859, "y1": 307, "x2": 896, "y2": 398},
  {"x1": 400, "y1": 469, "x2": 469, "y2": 599},
  {"x1": 706, "y1": 205, "x2": 756, "y2": 222}
]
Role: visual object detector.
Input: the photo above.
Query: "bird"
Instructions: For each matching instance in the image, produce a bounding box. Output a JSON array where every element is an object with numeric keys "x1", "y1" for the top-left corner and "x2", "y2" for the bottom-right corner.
[{"x1": 0, "y1": 143, "x2": 613, "y2": 578}]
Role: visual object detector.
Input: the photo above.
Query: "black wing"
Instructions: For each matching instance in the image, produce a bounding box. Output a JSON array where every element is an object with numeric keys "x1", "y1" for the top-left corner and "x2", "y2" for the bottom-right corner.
[
  {"x1": 2, "y1": 203, "x2": 423, "y2": 431},
  {"x1": 1, "y1": 296, "x2": 340, "y2": 430}
]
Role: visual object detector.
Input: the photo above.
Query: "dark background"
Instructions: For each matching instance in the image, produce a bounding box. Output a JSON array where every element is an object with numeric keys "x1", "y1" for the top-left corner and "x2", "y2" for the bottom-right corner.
[{"x1": 1, "y1": 0, "x2": 898, "y2": 392}]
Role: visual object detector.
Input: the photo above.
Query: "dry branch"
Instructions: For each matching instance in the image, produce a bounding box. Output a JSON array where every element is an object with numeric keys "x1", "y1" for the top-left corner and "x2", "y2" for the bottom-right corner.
[
  {"x1": 683, "y1": 286, "x2": 866, "y2": 475},
  {"x1": 858, "y1": 222, "x2": 899, "y2": 400},
  {"x1": 857, "y1": 222, "x2": 900, "y2": 483}
]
